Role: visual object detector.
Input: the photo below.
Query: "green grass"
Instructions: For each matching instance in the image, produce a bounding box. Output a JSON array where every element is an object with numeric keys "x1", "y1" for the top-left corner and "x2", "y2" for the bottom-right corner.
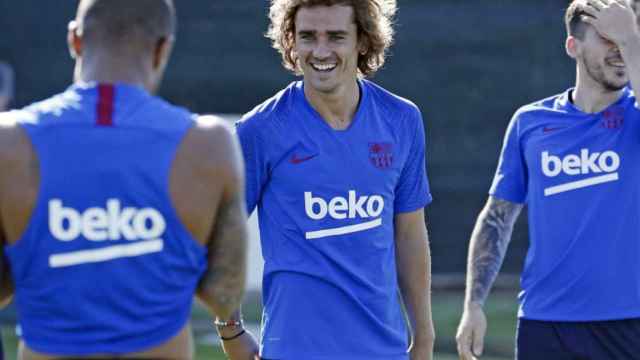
[{"x1": 0, "y1": 290, "x2": 519, "y2": 359}]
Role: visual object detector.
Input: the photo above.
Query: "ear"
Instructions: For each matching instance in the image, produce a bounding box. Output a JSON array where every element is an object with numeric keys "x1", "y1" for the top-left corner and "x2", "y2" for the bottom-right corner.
[
  {"x1": 566, "y1": 36, "x2": 578, "y2": 59},
  {"x1": 67, "y1": 20, "x2": 82, "y2": 60},
  {"x1": 152, "y1": 35, "x2": 174, "y2": 71}
]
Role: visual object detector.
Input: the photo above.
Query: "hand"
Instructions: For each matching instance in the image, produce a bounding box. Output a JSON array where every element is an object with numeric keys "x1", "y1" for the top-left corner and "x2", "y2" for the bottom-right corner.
[
  {"x1": 219, "y1": 328, "x2": 260, "y2": 360},
  {"x1": 582, "y1": 0, "x2": 639, "y2": 45},
  {"x1": 456, "y1": 302, "x2": 487, "y2": 360}
]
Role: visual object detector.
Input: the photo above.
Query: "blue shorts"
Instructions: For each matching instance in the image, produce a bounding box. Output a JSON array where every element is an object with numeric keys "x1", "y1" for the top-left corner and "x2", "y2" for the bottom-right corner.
[{"x1": 516, "y1": 318, "x2": 640, "y2": 360}]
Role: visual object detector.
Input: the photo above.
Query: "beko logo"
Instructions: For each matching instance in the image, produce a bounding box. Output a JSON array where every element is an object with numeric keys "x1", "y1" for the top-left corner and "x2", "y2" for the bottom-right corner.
[
  {"x1": 47, "y1": 199, "x2": 165, "y2": 268},
  {"x1": 541, "y1": 149, "x2": 620, "y2": 196},
  {"x1": 303, "y1": 191, "x2": 384, "y2": 239}
]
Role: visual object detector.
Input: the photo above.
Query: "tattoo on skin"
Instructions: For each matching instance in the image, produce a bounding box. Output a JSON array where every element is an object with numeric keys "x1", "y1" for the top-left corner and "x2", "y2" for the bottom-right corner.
[
  {"x1": 199, "y1": 193, "x2": 247, "y2": 317},
  {"x1": 467, "y1": 197, "x2": 522, "y2": 306}
]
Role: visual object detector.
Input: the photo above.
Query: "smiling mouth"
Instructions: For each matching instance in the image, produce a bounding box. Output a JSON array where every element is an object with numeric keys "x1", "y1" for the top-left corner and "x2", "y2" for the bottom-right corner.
[
  {"x1": 606, "y1": 59, "x2": 625, "y2": 68},
  {"x1": 310, "y1": 63, "x2": 337, "y2": 72}
]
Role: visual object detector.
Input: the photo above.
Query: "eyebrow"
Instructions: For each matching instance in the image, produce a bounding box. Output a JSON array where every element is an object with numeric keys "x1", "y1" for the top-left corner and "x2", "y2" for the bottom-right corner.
[{"x1": 297, "y1": 29, "x2": 350, "y2": 36}]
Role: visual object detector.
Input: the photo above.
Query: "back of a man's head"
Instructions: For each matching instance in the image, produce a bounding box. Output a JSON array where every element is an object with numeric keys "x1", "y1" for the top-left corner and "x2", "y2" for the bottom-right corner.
[{"x1": 76, "y1": 0, "x2": 175, "y2": 54}]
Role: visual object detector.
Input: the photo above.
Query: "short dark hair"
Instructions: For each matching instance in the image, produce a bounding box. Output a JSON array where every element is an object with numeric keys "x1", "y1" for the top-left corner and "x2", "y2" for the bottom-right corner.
[
  {"x1": 565, "y1": 0, "x2": 594, "y2": 39},
  {"x1": 266, "y1": 0, "x2": 397, "y2": 77},
  {"x1": 77, "y1": 0, "x2": 176, "y2": 50}
]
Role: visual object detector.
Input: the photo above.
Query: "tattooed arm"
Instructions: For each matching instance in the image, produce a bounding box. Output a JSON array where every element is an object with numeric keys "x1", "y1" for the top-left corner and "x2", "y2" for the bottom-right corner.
[
  {"x1": 195, "y1": 122, "x2": 248, "y2": 321},
  {"x1": 456, "y1": 196, "x2": 523, "y2": 360},
  {"x1": 188, "y1": 119, "x2": 258, "y2": 360},
  {"x1": 198, "y1": 191, "x2": 248, "y2": 320}
]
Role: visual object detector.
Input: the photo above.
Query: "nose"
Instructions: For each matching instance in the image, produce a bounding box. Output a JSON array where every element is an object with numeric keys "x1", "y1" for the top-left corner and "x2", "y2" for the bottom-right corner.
[{"x1": 312, "y1": 39, "x2": 331, "y2": 60}]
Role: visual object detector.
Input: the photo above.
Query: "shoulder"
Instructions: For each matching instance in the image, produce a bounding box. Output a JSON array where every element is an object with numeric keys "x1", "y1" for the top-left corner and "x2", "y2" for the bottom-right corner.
[
  {"x1": 143, "y1": 94, "x2": 193, "y2": 123},
  {"x1": 191, "y1": 115, "x2": 238, "y2": 158},
  {"x1": 364, "y1": 80, "x2": 422, "y2": 118},
  {"x1": 512, "y1": 91, "x2": 567, "y2": 123},
  {"x1": 235, "y1": 81, "x2": 300, "y2": 138},
  {"x1": 184, "y1": 115, "x2": 242, "y2": 178},
  {"x1": 505, "y1": 91, "x2": 569, "y2": 136},
  {"x1": 363, "y1": 80, "x2": 423, "y2": 134},
  {"x1": 19, "y1": 88, "x2": 86, "y2": 127},
  {"x1": 0, "y1": 111, "x2": 34, "y2": 169}
]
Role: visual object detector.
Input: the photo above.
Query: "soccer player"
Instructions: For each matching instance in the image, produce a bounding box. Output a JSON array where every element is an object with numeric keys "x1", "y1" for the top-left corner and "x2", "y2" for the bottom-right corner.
[
  {"x1": 456, "y1": 1, "x2": 640, "y2": 359},
  {"x1": 0, "y1": 62, "x2": 14, "y2": 111},
  {"x1": 232, "y1": 1, "x2": 435, "y2": 359},
  {"x1": 0, "y1": 0, "x2": 249, "y2": 358}
]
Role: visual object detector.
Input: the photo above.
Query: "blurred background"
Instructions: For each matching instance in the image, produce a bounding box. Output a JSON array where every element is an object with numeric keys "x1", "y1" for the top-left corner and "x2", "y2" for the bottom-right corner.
[{"x1": 0, "y1": 0, "x2": 577, "y2": 358}]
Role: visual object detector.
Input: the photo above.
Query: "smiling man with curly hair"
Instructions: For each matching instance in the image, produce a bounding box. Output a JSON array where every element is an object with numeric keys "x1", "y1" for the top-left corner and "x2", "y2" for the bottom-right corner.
[{"x1": 227, "y1": 1, "x2": 435, "y2": 359}]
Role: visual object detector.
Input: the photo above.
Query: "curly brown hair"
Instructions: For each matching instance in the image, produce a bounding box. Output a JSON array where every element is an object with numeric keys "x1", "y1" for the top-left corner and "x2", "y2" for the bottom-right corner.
[{"x1": 266, "y1": 0, "x2": 396, "y2": 77}]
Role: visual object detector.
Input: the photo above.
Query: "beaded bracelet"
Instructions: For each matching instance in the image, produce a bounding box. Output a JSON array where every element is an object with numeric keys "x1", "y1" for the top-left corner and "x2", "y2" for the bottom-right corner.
[{"x1": 214, "y1": 318, "x2": 244, "y2": 327}]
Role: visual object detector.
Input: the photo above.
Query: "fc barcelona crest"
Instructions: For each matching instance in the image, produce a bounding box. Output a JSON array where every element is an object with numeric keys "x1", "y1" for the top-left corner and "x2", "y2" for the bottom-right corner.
[
  {"x1": 602, "y1": 106, "x2": 624, "y2": 130},
  {"x1": 369, "y1": 142, "x2": 393, "y2": 169}
]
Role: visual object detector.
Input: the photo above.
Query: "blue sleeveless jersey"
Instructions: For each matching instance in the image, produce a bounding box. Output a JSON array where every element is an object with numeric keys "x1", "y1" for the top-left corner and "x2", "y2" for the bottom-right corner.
[
  {"x1": 237, "y1": 80, "x2": 431, "y2": 360},
  {"x1": 3, "y1": 83, "x2": 207, "y2": 354},
  {"x1": 491, "y1": 88, "x2": 640, "y2": 321}
]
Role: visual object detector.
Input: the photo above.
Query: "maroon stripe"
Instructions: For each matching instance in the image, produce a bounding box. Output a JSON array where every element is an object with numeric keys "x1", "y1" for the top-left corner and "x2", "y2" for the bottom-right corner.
[{"x1": 96, "y1": 84, "x2": 115, "y2": 126}]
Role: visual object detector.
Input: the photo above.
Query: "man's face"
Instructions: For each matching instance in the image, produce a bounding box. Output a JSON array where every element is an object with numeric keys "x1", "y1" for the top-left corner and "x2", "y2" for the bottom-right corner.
[
  {"x1": 293, "y1": 5, "x2": 361, "y2": 94},
  {"x1": 574, "y1": 26, "x2": 628, "y2": 91}
]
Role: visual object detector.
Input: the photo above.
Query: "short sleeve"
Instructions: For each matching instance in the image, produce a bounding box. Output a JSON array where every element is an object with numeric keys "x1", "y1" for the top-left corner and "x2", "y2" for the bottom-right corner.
[
  {"x1": 235, "y1": 114, "x2": 270, "y2": 215},
  {"x1": 489, "y1": 112, "x2": 527, "y2": 203},
  {"x1": 394, "y1": 107, "x2": 432, "y2": 213}
]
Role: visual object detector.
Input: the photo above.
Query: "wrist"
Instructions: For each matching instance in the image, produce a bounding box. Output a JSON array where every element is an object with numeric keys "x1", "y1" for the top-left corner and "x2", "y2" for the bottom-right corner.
[
  {"x1": 217, "y1": 323, "x2": 245, "y2": 338},
  {"x1": 464, "y1": 300, "x2": 484, "y2": 311}
]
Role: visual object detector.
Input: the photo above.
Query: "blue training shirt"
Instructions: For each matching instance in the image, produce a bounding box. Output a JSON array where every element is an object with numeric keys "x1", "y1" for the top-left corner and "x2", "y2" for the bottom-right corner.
[
  {"x1": 236, "y1": 80, "x2": 431, "y2": 360},
  {"x1": 490, "y1": 87, "x2": 640, "y2": 321},
  {"x1": 3, "y1": 83, "x2": 207, "y2": 354}
]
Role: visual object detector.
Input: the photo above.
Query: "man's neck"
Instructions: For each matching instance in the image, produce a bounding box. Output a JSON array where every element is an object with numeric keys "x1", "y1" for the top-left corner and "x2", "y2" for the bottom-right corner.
[
  {"x1": 572, "y1": 70, "x2": 624, "y2": 114},
  {"x1": 75, "y1": 53, "x2": 150, "y2": 91},
  {"x1": 303, "y1": 78, "x2": 360, "y2": 130}
]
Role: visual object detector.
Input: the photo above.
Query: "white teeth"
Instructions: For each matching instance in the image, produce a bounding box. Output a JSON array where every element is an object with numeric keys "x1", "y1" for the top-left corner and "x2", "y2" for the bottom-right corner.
[
  {"x1": 311, "y1": 63, "x2": 337, "y2": 71},
  {"x1": 608, "y1": 60, "x2": 625, "y2": 67}
]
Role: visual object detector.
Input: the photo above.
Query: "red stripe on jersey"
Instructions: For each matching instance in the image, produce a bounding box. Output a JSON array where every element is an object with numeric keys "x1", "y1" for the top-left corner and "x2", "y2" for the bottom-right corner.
[{"x1": 96, "y1": 84, "x2": 115, "y2": 126}]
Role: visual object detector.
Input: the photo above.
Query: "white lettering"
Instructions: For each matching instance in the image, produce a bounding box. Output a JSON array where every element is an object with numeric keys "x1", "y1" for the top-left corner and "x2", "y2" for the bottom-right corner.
[
  {"x1": 542, "y1": 149, "x2": 620, "y2": 177},
  {"x1": 304, "y1": 191, "x2": 385, "y2": 220},
  {"x1": 49, "y1": 199, "x2": 166, "y2": 242},
  {"x1": 542, "y1": 151, "x2": 563, "y2": 177}
]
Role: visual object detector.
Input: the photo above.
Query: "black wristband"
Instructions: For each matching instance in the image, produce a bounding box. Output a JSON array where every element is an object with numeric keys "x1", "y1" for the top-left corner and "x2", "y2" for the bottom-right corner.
[{"x1": 220, "y1": 329, "x2": 246, "y2": 341}]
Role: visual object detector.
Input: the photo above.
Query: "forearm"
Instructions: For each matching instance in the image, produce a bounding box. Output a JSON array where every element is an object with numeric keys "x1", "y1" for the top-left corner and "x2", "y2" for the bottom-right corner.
[
  {"x1": 395, "y1": 213, "x2": 434, "y2": 346},
  {"x1": 197, "y1": 235, "x2": 247, "y2": 320},
  {"x1": 464, "y1": 197, "x2": 522, "y2": 309},
  {"x1": 397, "y1": 237, "x2": 434, "y2": 345},
  {"x1": 198, "y1": 197, "x2": 249, "y2": 320}
]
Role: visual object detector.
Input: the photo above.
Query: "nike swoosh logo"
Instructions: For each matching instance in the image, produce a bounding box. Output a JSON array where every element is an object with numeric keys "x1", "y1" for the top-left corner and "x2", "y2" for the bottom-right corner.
[
  {"x1": 290, "y1": 154, "x2": 318, "y2": 164},
  {"x1": 543, "y1": 126, "x2": 565, "y2": 133}
]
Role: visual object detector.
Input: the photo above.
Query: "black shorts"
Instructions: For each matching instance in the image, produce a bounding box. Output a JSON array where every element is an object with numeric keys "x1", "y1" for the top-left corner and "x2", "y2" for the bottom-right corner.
[{"x1": 516, "y1": 318, "x2": 640, "y2": 360}]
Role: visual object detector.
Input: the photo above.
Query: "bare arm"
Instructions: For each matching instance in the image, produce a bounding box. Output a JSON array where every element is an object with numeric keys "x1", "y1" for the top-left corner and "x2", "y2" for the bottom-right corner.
[
  {"x1": 195, "y1": 121, "x2": 249, "y2": 321},
  {"x1": 456, "y1": 196, "x2": 522, "y2": 360},
  {"x1": 464, "y1": 196, "x2": 522, "y2": 308},
  {"x1": 395, "y1": 209, "x2": 434, "y2": 360}
]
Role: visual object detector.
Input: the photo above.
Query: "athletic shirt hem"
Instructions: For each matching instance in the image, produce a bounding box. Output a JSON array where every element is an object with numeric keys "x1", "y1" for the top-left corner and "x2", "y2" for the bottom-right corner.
[{"x1": 21, "y1": 309, "x2": 192, "y2": 355}]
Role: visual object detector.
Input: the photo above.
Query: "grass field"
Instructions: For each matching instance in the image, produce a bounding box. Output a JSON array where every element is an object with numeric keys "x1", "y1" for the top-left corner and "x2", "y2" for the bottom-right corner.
[{"x1": 0, "y1": 290, "x2": 519, "y2": 359}]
